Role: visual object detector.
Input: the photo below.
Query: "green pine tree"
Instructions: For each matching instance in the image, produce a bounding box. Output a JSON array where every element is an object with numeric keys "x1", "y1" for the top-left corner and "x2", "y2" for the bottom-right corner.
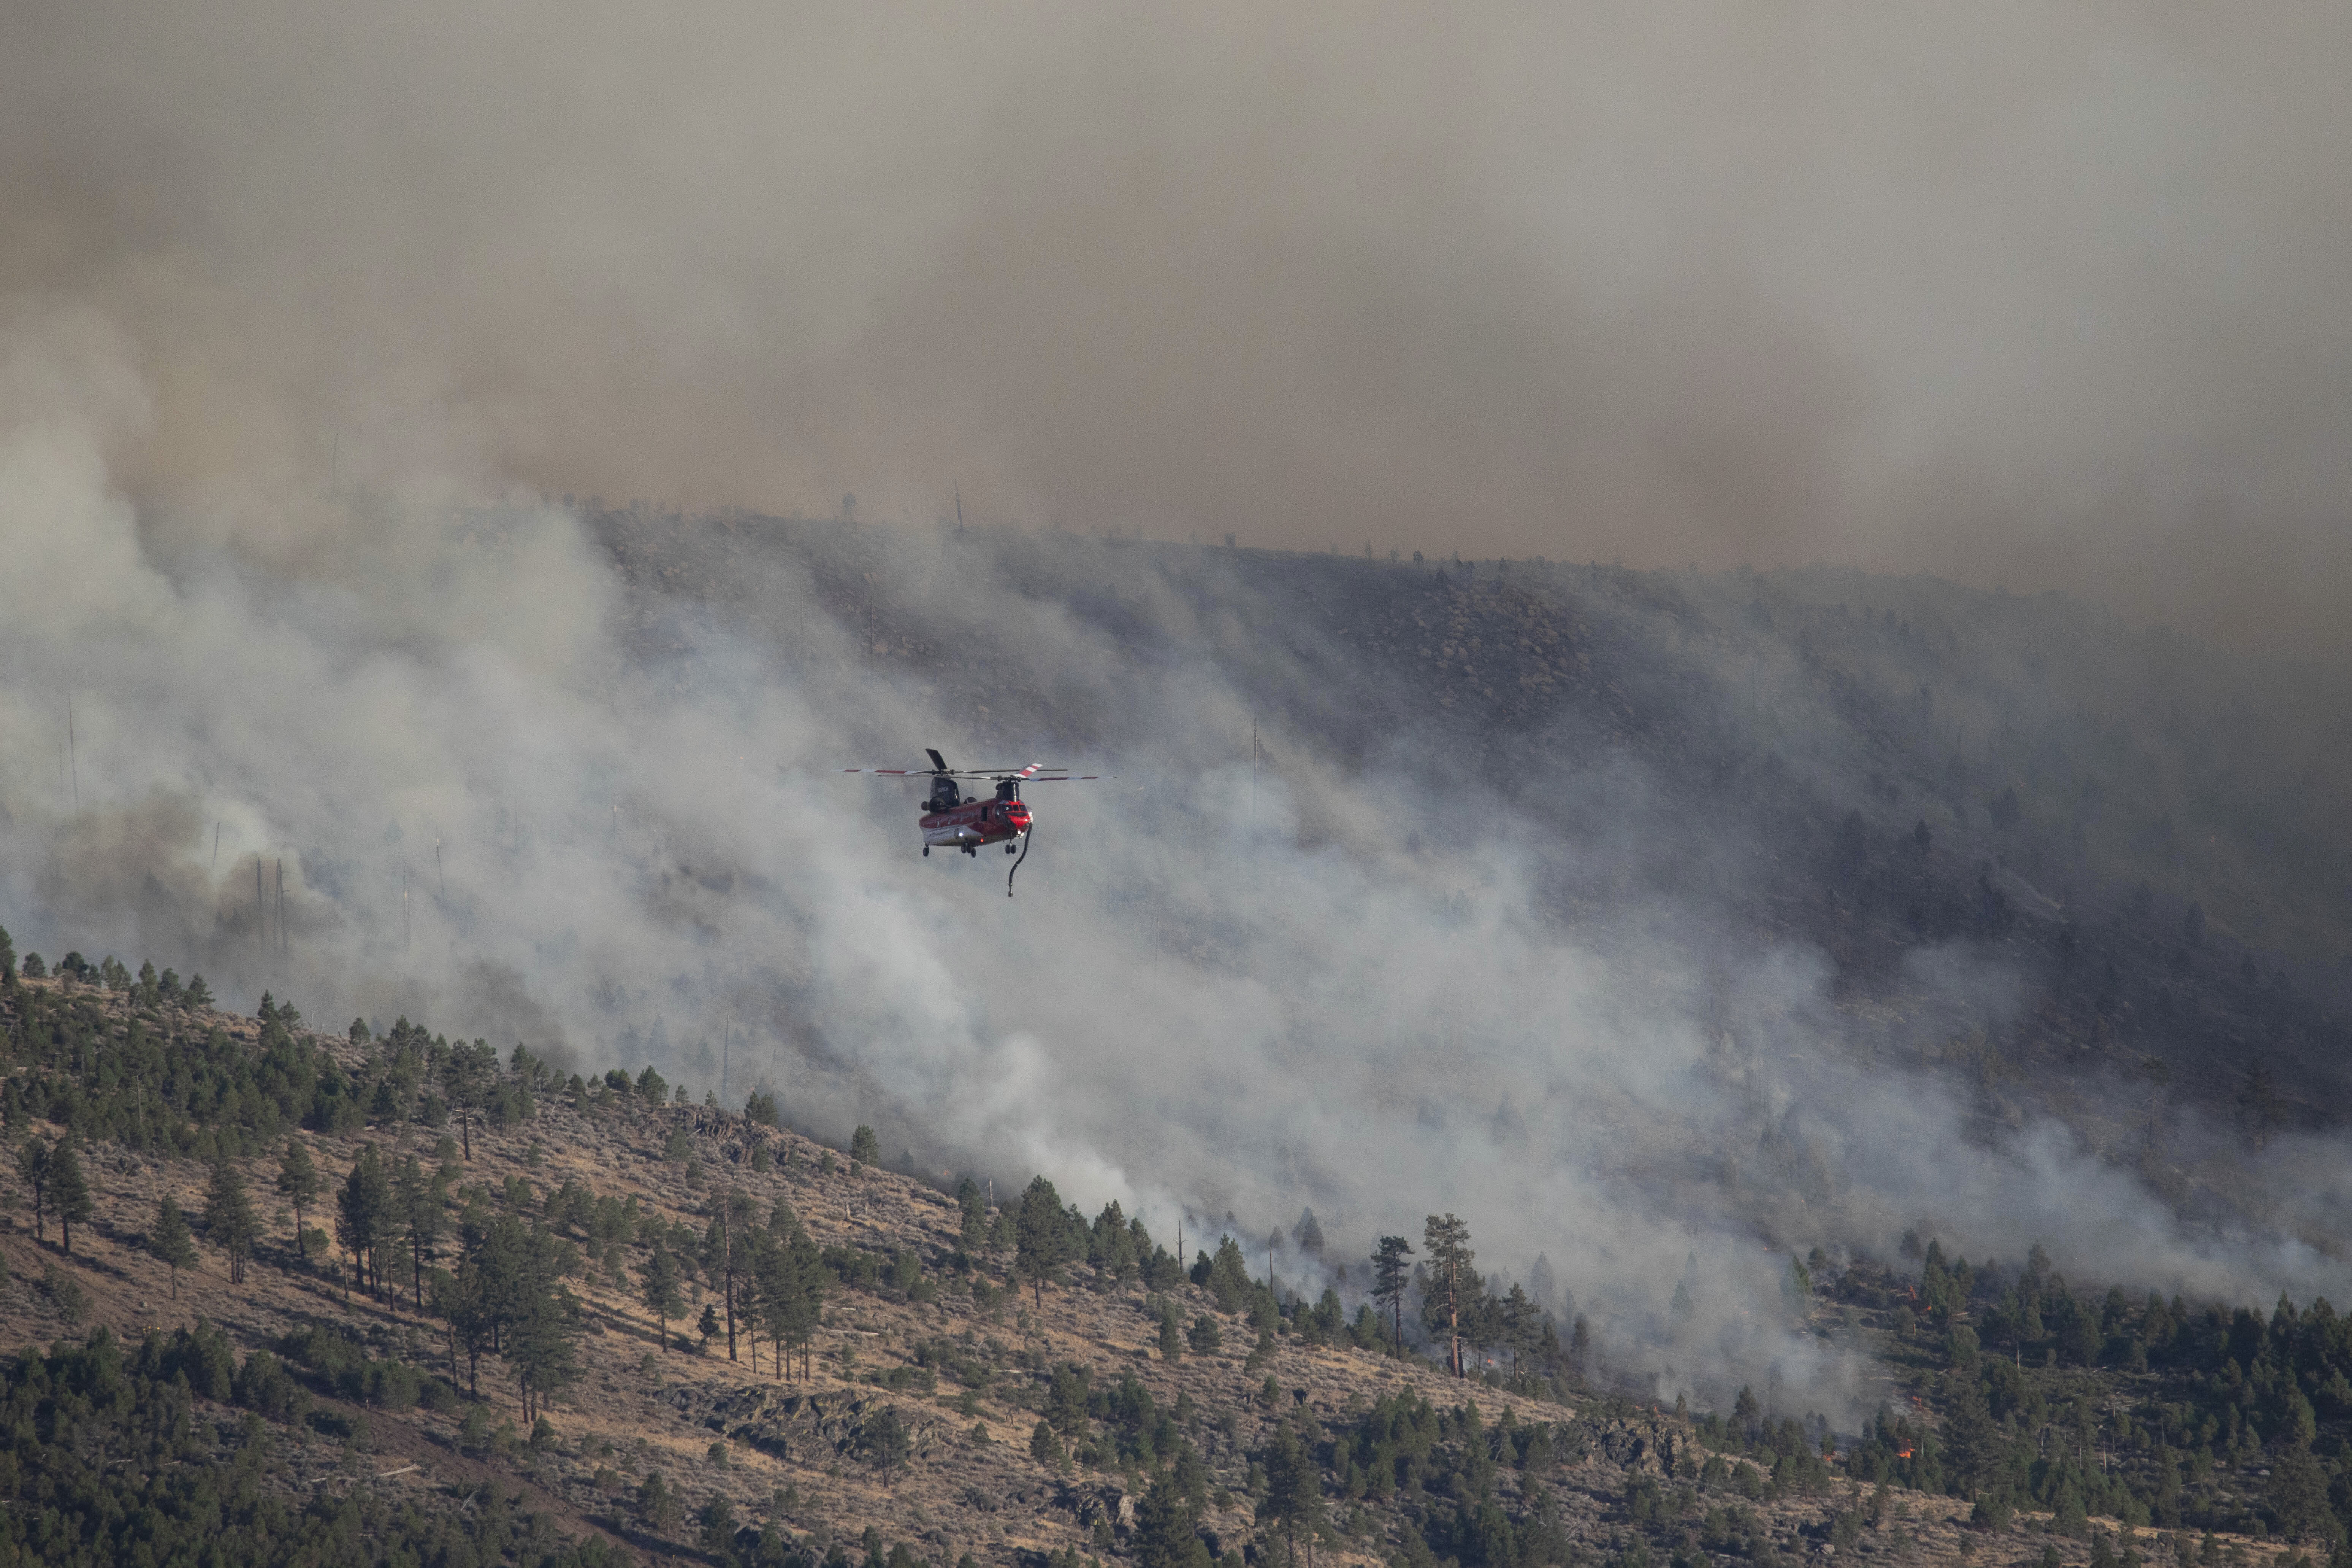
[
  {"x1": 1014, "y1": 1175, "x2": 1073, "y2": 1307},
  {"x1": 334, "y1": 1144, "x2": 392, "y2": 1298},
  {"x1": 642, "y1": 1244, "x2": 684, "y2": 1351},
  {"x1": 1372, "y1": 1235, "x2": 1415, "y2": 1357},
  {"x1": 1030, "y1": 1417, "x2": 1065, "y2": 1470},
  {"x1": 1421, "y1": 1213, "x2": 1474, "y2": 1376},
  {"x1": 394, "y1": 1154, "x2": 444, "y2": 1312},
  {"x1": 152, "y1": 1194, "x2": 197, "y2": 1298},
  {"x1": 1134, "y1": 1469, "x2": 1208, "y2": 1568},
  {"x1": 49, "y1": 1140, "x2": 93, "y2": 1257},
  {"x1": 205, "y1": 1158, "x2": 261, "y2": 1285},
  {"x1": 14, "y1": 1136, "x2": 52, "y2": 1246},
  {"x1": 1262, "y1": 1419, "x2": 1325, "y2": 1568},
  {"x1": 276, "y1": 1140, "x2": 320, "y2": 1259},
  {"x1": 861, "y1": 1404, "x2": 910, "y2": 1486}
]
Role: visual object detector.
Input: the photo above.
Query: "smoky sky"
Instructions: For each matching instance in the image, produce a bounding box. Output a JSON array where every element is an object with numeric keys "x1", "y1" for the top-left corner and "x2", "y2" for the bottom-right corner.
[{"x1": 5, "y1": 2, "x2": 2352, "y2": 656}]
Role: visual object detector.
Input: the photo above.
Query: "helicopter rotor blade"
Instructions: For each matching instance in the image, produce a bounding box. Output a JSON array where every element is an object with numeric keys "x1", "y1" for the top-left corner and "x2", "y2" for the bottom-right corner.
[{"x1": 935, "y1": 766, "x2": 1060, "y2": 776}]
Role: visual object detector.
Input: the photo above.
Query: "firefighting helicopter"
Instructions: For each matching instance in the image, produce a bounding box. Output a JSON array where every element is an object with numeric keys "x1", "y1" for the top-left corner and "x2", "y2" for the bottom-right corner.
[{"x1": 842, "y1": 749, "x2": 1109, "y2": 896}]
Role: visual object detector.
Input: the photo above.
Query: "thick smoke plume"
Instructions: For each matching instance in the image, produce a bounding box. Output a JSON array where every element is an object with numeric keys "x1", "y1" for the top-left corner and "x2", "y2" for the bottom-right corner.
[
  {"x1": 3, "y1": 0, "x2": 2350, "y2": 1424},
  {"x1": 6, "y1": 2, "x2": 2352, "y2": 654}
]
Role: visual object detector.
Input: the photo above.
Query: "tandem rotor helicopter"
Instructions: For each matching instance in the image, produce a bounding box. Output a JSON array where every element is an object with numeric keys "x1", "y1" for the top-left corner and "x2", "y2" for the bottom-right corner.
[{"x1": 842, "y1": 748, "x2": 1109, "y2": 896}]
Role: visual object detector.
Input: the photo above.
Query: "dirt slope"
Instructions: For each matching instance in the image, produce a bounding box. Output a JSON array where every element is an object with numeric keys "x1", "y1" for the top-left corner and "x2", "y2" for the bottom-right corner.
[{"x1": 0, "y1": 976, "x2": 2308, "y2": 1568}]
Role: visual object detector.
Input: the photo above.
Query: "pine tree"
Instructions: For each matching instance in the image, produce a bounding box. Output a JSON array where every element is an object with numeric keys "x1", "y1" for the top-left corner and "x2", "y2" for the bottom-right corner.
[
  {"x1": 1134, "y1": 1469, "x2": 1208, "y2": 1568},
  {"x1": 1030, "y1": 1418, "x2": 1065, "y2": 1469},
  {"x1": 1422, "y1": 1214, "x2": 1474, "y2": 1376},
  {"x1": 1372, "y1": 1236, "x2": 1415, "y2": 1357},
  {"x1": 705, "y1": 1190, "x2": 754, "y2": 1362},
  {"x1": 205, "y1": 1158, "x2": 260, "y2": 1284},
  {"x1": 395, "y1": 1154, "x2": 445, "y2": 1313},
  {"x1": 152, "y1": 1195, "x2": 197, "y2": 1298},
  {"x1": 861, "y1": 1404, "x2": 910, "y2": 1486},
  {"x1": 1262, "y1": 1418, "x2": 1325, "y2": 1568},
  {"x1": 50, "y1": 1140, "x2": 92, "y2": 1257},
  {"x1": 2267, "y1": 1439, "x2": 2332, "y2": 1544},
  {"x1": 14, "y1": 1136, "x2": 52, "y2": 1245},
  {"x1": 509, "y1": 1261, "x2": 580, "y2": 1422},
  {"x1": 734, "y1": 1255, "x2": 767, "y2": 1374},
  {"x1": 957, "y1": 1178, "x2": 989, "y2": 1252},
  {"x1": 335, "y1": 1144, "x2": 392, "y2": 1298},
  {"x1": 780, "y1": 1226, "x2": 824, "y2": 1378},
  {"x1": 1941, "y1": 1372, "x2": 1999, "y2": 1497},
  {"x1": 1206, "y1": 1234, "x2": 1253, "y2": 1313},
  {"x1": 642, "y1": 1243, "x2": 684, "y2": 1351},
  {"x1": 1015, "y1": 1175, "x2": 1073, "y2": 1308},
  {"x1": 436, "y1": 1256, "x2": 495, "y2": 1397},
  {"x1": 442, "y1": 1041, "x2": 498, "y2": 1159},
  {"x1": 277, "y1": 1140, "x2": 320, "y2": 1259}
]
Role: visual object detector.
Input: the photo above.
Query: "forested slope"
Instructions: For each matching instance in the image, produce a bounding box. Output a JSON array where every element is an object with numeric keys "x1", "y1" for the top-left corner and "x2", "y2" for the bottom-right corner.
[{"x1": 0, "y1": 949, "x2": 2348, "y2": 1568}]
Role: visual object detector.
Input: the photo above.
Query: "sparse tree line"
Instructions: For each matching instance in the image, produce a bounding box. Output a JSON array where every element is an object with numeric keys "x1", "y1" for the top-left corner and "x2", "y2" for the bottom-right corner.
[
  {"x1": 0, "y1": 935, "x2": 1590, "y2": 1389},
  {"x1": 27, "y1": 931, "x2": 2352, "y2": 1561},
  {"x1": 957, "y1": 1176, "x2": 1592, "y2": 1396}
]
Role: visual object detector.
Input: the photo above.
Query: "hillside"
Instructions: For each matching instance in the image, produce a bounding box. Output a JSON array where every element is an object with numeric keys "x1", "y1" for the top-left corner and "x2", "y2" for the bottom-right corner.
[
  {"x1": 582, "y1": 509, "x2": 2352, "y2": 1226},
  {"x1": 0, "y1": 966, "x2": 2344, "y2": 1568}
]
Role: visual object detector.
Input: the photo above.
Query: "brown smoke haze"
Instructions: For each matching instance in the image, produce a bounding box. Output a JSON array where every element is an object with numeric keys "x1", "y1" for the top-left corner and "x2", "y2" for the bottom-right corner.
[
  {"x1": 6, "y1": 1, "x2": 2351, "y2": 655},
  {"x1": 12, "y1": 1, "x2": 2352, "y2": 1419}
]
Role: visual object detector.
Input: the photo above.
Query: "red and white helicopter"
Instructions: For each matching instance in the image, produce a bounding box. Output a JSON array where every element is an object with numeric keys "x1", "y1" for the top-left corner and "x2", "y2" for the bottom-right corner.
[{"x1": 843, "y1": 749, "x2": 1108, "y2": 896}]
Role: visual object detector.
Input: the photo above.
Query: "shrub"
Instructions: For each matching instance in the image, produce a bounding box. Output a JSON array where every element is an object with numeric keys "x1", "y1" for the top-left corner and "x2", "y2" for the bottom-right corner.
[
  {"x1": 1030, "y1": 1419, "x2": 1065, "y2": 1470},
  {"x1": 233, "y1": 1351, "x2": 310, "y2": 1423},
  {"x1": 637, "y1": 1470, "x2": 682, "y2": 1533},
  {"x1": 460, "y1": 1405, "x2": 491, "y2": 1454},
  {"x1": 41, "y1": 1264, "x2": 88, "y2": 1326}
]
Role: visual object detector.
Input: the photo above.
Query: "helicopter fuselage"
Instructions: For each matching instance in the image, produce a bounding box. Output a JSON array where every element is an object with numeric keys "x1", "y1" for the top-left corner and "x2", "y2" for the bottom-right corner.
[{"x1": 920, "y1": 796, "x2": 1032, "y2": 853}]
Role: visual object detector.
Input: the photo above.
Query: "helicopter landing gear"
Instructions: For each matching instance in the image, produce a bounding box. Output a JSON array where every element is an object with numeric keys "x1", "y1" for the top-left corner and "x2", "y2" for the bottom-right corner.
[
  {"x1": 1006, "y1": 840, "x2": 1018, "y2": 854},
  {"x1": 1006, "y1": 825, "x2": 1032, "y2": 898}
]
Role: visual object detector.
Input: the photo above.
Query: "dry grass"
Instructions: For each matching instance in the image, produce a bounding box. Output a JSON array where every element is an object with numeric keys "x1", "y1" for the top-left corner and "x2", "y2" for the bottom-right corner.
[{"x1": 0, "y1": 977, "x2": 2307, "y2": 1568}]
